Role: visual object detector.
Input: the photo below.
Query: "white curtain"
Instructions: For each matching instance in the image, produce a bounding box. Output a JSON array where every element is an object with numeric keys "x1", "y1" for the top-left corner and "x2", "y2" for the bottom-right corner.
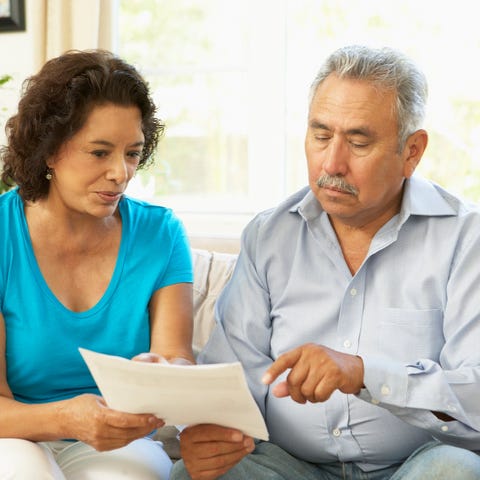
[{"x1": 38, "y1": 0, "x2": 116, "y2": 65}]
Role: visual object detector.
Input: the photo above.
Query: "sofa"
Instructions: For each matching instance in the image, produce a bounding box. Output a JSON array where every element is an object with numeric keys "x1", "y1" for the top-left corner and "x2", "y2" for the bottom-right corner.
[{"x1": 154, "y1": 247, "x2": 238, "y2": 459}]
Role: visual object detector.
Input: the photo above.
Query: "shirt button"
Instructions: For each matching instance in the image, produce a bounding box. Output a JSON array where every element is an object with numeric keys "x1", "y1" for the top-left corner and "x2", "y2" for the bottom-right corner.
[
  {"x1": 447, "y1": 404, "x2": 457, "y2": 413},
  {"x1": 441, "y1": 425, "x2": 449, "y2": 432},
  {"x1": 371, "y1": 398, "x2": 380, "y2": 405},
  {"x1": 343, "y1": 340, "x2": 352, "y2": 349},
  {"x1": 381, "y1": 385, "x2": 391, "y2": 396},
  {"x1": 350, "y1": 288, "x2": 357, "y2": 296},
  {"x1": 332, "y1": 428, "x2": 341, "y2": 437}
]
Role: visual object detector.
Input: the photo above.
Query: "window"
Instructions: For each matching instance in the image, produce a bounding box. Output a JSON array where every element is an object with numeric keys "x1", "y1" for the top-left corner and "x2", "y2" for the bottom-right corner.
[{"x1": 117, "y1": 0, "x2": 480, "y2": 238}]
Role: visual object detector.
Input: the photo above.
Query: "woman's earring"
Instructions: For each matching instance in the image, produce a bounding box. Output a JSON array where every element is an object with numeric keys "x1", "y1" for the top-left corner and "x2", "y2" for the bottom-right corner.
[{"x1": 45, "y1": 168, "x2": 53, "y2": 180}]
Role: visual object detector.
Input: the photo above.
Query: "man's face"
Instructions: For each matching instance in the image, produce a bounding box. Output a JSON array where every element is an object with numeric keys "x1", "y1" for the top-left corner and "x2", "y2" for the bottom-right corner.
[{"x1": 305, "y1": 73, "x2": 414, "y2": 230}]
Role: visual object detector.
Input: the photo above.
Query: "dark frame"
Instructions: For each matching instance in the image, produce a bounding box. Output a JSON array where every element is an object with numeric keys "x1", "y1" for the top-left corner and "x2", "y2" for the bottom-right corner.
[{"x1": 0, "y1": 0, "x2": 26, "y2": 32}]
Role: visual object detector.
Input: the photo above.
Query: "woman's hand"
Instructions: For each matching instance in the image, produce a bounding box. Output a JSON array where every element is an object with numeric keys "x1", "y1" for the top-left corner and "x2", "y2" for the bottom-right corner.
[
  {"x1": 59, "y1": 394, "x2": 164, "y2": 451},
  {"x1": 133, "y1": 352, "x2": 193, "y2": 365}
]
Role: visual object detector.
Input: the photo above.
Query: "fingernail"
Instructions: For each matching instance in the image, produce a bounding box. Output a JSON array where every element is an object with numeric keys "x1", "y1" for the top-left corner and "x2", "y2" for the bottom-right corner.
[
  {"x1": 149, "y1": 416, "x2": 163, "y2": 424},
  {"x1": 231, "y1": 432, "x2": 243, "y2": 442},
  {"x1": 262, "y1": 373, "x2": 272, "y2": 384},
  {"x1": 244, "y1": 439, "x2": 255, "y2": 451},
  {"x1": 136, "y1": 353, "x2": 154, "y2": 361}
]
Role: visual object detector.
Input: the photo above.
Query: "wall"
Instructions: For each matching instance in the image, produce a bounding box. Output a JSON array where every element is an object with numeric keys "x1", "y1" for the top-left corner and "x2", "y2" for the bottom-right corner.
[{"x1": 0, "y1": 0, "x2": 45, "y2": 138}]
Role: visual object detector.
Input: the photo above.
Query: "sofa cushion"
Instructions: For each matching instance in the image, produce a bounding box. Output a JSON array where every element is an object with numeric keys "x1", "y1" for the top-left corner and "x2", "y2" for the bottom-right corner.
[{"x1": 191, "y1": 248, "x2": 237, "y2": 355}]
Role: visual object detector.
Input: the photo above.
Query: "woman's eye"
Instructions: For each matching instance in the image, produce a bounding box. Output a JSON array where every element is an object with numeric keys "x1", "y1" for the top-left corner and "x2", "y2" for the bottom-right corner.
[
  {"x1": 128, "y1": 151, "x2": 142, "y2": 158},
  {"x1": 91, "y1": 150, "x2": 108, "y2": 158}
]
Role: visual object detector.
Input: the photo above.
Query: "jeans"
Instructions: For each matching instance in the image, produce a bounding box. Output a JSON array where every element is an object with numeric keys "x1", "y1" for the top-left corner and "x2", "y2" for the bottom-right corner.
[{"x1": 170, "y1": 440, "x2": 480, "y2": 480}]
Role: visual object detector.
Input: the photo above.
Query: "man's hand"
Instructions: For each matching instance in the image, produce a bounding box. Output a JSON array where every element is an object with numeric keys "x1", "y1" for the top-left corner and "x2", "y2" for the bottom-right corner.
[
  {"x1": 179, "y1": 424, "x2": 255, "y2": 480},
  {"x1": 262, "y1": 343, "x2": 364, "y2": 403}
]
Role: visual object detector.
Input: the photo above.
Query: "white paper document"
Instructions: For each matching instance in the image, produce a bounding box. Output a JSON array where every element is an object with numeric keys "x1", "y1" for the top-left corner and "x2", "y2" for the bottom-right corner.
[{"x1": 79, "y1": 348, "x2": 269, "y2": 440}]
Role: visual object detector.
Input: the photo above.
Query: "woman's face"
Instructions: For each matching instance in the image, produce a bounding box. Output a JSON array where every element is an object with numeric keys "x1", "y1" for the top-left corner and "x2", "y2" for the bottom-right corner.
[{"x1": 46, "y1": 103, "x2": 144, "y2": 218}]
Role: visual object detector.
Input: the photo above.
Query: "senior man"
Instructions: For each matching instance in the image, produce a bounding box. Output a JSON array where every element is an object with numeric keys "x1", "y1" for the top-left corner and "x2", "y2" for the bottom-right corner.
[{"x1": 171, "y1": 45, "x2": 480, "y2": 480}]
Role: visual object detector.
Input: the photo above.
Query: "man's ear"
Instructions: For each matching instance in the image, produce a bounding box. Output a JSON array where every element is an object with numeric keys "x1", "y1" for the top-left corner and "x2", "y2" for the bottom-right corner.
[{"x1": 403, "y1": 129, "x2": 428, "y2": 178}]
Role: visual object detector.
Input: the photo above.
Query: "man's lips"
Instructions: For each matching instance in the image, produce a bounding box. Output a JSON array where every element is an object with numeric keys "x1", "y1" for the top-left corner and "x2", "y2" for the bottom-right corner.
[{"x1": 322, "y1": 185, "x2": 353, "y2": 195}]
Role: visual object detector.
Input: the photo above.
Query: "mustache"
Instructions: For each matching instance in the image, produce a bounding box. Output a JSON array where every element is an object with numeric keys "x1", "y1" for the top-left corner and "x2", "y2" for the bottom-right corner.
[{"x1": 316, "y1": 175, "x2": 359, "y2": 196}]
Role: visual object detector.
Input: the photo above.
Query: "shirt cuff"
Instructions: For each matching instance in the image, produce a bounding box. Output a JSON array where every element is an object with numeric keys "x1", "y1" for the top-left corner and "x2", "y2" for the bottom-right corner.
[{"x1": 360, "y1": 354, "x2": 409, "y2": 407}]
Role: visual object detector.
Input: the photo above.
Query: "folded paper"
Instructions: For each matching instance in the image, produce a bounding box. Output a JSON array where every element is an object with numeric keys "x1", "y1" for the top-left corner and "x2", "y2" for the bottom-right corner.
[{"x1": 79, "y1": 348, "x2": 269, "y2": 440}]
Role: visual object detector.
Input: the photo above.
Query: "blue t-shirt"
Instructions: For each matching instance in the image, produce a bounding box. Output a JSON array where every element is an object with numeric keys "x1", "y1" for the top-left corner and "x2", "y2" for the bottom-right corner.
[{"x1": 0, "y1": 189, "x2": 193, "y2": 404}]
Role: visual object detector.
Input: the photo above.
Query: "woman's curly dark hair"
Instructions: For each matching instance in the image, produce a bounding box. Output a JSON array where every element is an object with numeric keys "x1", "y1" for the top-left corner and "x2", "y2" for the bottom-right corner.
[{"x1": 1, "y1": 49, "x2": 164, "y2": 201}]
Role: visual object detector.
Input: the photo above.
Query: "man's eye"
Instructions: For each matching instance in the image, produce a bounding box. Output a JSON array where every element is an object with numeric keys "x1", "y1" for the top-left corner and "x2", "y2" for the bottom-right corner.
[
  {"x1": 351, "y1": 142, "x2": 368, "y2": 148},
  {"x1": 128, "y1": 151, "x2": 142, "y2": 159}
]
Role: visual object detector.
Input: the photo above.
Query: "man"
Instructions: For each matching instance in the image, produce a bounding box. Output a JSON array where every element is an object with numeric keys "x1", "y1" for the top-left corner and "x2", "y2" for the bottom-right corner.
[{"x1": 171, "y1": 45, "x2": 480, "y2": 479}]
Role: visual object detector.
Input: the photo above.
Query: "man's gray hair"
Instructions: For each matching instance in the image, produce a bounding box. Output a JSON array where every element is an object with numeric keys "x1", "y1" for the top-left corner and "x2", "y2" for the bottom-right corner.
[{"x1": 309, "y1": 45, "x2": 428, "y2": 150}]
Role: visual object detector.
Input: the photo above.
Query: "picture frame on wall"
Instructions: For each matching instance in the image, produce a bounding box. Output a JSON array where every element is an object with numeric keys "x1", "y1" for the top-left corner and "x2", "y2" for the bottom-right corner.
[{"x1": 0, "y1": 0, "x2": 26, "y2": 32}]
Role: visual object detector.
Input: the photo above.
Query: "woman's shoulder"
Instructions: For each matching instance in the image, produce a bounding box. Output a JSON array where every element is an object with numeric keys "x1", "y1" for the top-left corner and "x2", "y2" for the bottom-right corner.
[
  {"x1": 120, "y1": 195, "x2": 177, "y2": 221},
  {"x1": 0, "y1": 188, "x2": 21, "y2": 223},
  {"x1": 120, "y1": 195, "x2": 186, "y2": 237},
  {"x1": 0, "y1": 187, "x2": 19, "y2": 205}
]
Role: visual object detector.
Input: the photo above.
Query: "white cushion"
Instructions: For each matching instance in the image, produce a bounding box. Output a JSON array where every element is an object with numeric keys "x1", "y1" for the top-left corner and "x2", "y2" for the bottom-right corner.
[{"x1": 191, "y1": 248, "x2": 238, "y2": 355}]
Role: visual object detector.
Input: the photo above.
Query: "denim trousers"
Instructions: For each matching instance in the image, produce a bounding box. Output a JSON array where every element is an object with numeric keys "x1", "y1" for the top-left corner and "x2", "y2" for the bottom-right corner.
[{"x1": 170, "y1": 439, "x2": 480, "y2": 480}]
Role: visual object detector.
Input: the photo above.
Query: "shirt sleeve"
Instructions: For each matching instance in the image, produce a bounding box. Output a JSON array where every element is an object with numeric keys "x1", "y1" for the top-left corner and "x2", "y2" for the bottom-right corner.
[
  {"x1": 156, "y1": 215, "x2": 193, "y2": 289},
  {"x1": 360, "y1": 222, "x2": 480, "y2": 449},
  {"x1": 198, "y1": 215, "x2": 273, "y2": 416}
]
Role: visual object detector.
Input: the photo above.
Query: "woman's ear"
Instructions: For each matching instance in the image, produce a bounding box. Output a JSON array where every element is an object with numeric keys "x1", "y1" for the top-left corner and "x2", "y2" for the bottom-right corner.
[
  {"x1": 403, "y1": 129, "x2": 428, "y2": 178},
  {"x1": 46, "y1": 154, "x2": 57, "y2": 169}
]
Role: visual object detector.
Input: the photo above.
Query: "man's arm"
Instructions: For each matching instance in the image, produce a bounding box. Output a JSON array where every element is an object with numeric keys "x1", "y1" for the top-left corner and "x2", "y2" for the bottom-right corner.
[{"x1": 178, "y1": 216, "x2": 273, "y2": 479}]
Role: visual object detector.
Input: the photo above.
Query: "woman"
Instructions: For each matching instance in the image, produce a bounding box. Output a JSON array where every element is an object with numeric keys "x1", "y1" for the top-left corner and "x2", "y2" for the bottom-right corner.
[{"x1": 0, "y1": 50, "x2": 194, "y2": 479}]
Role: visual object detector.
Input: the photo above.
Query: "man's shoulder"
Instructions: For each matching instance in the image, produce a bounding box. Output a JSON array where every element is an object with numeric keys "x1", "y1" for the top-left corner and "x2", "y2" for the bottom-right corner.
[
  {"x1": 239, "y1": 186, "x2": 312, "y2": 259},
  {"x1": 408, "y1": 176, "x2": 478, "y2": 215},
  {"x1": 247, "y1": 186, "x2": 311, "y2": 232}
]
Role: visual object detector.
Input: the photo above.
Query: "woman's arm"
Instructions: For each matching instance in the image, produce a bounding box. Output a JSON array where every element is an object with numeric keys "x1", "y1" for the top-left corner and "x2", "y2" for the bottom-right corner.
[
  {"x1": 0, "y1": 311, "x2": 163, "y2": 449},
  {"x1": 148, "y1": 282, "x2": 195, "y2": 365}
]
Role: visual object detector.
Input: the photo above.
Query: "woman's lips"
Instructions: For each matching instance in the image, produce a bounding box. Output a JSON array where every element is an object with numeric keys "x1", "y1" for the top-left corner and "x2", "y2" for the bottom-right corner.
[{"x1": 97, "y1": 191, "x2": 122, "y2": 202}]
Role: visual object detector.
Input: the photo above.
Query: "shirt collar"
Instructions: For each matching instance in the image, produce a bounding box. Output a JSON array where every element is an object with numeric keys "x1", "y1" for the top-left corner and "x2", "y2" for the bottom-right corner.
[{"x1": 290, "y1": 174, "x2": 458, "y2": 224}]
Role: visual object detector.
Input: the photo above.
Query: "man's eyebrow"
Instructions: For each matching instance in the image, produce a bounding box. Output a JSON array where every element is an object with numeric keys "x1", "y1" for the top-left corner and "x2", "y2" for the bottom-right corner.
[
  {"x1": 308, "y1": 120, "x2": 330, "y2": 130},
  {"x1": 308, "y1": 121, "x2": 375, "y2": 138}
]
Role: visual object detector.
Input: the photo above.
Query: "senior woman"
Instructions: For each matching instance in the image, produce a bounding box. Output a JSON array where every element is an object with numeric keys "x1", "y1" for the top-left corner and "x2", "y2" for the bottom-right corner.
[{"x1": 0, "y1": 50, "x2": 194, "y2": 479}]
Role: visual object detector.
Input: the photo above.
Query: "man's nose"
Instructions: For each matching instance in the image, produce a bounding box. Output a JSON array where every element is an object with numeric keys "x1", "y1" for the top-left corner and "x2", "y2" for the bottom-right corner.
[{"x1": 322, "y1": 138, "x2": 348, "y2": 177}]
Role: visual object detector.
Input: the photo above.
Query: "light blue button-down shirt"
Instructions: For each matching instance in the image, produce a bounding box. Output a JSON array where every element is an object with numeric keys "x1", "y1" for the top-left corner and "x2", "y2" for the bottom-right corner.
[{"x1": 199, "y1": 175, "x2": 480, "y2": 471}]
